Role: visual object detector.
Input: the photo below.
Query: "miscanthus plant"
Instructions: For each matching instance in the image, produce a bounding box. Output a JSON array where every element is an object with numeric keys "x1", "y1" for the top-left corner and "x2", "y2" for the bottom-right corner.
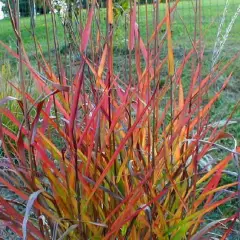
[{"x1": 0, "y1": 0, "x2": 239, "y2": 239}]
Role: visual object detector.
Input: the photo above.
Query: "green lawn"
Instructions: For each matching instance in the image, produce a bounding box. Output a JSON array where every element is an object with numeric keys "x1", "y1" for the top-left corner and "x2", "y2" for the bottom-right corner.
[
  {"x1": 0, "y1": 14, "x2": 66, "y2": 61},
  {"x1": 0, "y1": 0, "x2": 240, "y2": 60}
]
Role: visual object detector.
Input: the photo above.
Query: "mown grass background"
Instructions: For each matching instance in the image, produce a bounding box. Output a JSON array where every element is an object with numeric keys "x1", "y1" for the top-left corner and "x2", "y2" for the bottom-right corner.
[{"x1": 0, "y1": 0, "x2": 240, "y2": 57}]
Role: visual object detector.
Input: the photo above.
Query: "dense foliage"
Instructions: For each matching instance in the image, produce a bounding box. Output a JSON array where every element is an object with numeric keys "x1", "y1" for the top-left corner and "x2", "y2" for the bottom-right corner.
[{"x1": 0, "y1": 0, "x2": 239, "y2": 239}]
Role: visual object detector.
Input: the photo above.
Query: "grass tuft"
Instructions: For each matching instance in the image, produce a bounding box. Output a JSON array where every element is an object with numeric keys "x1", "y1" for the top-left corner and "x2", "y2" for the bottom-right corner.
[{"x1": 0, "y1": 0, "x2": 239, "y2": 239}]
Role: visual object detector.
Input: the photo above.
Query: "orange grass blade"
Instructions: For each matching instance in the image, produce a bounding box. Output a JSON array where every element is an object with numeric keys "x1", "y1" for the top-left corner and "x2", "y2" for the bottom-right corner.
[{"x1": 81, "y1": 3, "x2": 95, "y2": 52}]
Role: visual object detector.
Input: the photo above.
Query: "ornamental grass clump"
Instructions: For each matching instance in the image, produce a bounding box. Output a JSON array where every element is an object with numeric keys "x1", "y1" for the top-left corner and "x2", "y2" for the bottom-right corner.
[{"x1": 0, "y1": 0, "x2": 239, "y2": 239}]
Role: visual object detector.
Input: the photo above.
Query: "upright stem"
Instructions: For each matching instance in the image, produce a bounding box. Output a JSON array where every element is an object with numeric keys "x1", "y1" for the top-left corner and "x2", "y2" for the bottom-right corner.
[
  {"x1": 15, "y1": 0, "x2": 36, "y2": 176},
  {"x1": 107, "y1": 0, "x2": 116, "y2": 184},
  {"x1": 43, "y1": 0, "x2": 51, "y2": 64},
  {"x1": 152, "y1": 0, "x2": 160, "y2": 177},
  {"x1": 128, "y1": 0, "x2": 133, "y2": 156},
  {"x1": 28, "y1": 0, "x2": 40, "y2": 71}
]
